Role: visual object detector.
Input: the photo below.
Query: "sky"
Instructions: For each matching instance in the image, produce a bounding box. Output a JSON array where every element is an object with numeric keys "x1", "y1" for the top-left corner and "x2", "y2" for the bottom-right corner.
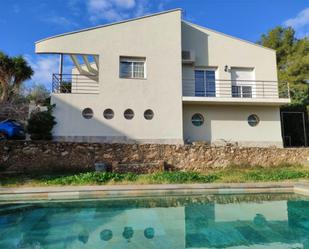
[{"x1": 0, "y1": 0, "x2": 309, "y2": 89}]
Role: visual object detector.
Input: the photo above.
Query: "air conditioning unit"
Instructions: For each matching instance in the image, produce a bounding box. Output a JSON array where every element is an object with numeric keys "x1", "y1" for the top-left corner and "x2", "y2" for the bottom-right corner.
[{"x1": 182, "y1": 50, "x2": 195, "y2": 64}]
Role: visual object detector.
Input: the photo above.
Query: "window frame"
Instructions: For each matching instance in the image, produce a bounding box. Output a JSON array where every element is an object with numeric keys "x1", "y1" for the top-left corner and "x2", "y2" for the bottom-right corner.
[
  {"x1": 144, "y1": 109, "x2": 154, "y2": 120},
  {"x1": 103, "y1": 108, "x2": 114, "y2": 120},
  {"x1": 191, "y1": 113, "x2": 204, "y2": 127},
  {"x1": 82, "y1": 108, "x2": 94, "y2": 120},
  {"x1": 247, "y1": 114, "x2": 260, "y2": 127},
  {"x1": 119, "y1": 57, "x2": 146, "y2": 79},
  {"x1": 124, "y1": 109, "x2": 135, "y2": 120},
  {"x1": 194, "y1": 68, "x2": 217, "y2": 97}
]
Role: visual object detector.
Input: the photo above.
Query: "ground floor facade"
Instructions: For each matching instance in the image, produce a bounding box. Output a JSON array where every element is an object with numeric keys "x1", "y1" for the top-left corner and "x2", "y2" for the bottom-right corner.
[
  {"x1": 51, "y1": 95, "x2": 283, "y2": 147},
  {"x1": 183, "y1": 104, "x2": 283, "y2": 147}
]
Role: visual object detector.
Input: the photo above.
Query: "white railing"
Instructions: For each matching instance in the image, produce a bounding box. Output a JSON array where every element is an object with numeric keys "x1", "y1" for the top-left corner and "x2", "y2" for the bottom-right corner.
[
  {"x1": 52, "y1": 74, "x2": 99, "y2": 94},
  {"x1": 182, "y1": 79, "x2": 290, "y2": 99}
]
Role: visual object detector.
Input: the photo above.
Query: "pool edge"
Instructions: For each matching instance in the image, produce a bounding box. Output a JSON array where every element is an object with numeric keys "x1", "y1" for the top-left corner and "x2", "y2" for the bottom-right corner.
[{"x1": 1, "y1": 182, "x2": 306, "y2": 203}]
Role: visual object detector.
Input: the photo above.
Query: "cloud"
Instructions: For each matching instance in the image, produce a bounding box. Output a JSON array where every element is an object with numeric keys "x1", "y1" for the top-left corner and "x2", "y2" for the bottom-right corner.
[
  {"x1": 85, "y1": 0, "x2": 166, "y2": 23},
  {"x1": 86, "y1": 0, "x2": 135, "y2": 22},
  {"x1": 284, "y1": 7, "x2": 309, "y2": 37},
  {"x1": 65, "y1": 0, "x2": 171, "y2": 24},
  {"x1": 24, "y1": 55, "x2": 59, "y2": 90},
  {"x1": 25, "y1": 55, "x2": 74, "y2": 90},
  {"x1": 44, "y1": 16, "x2": 78, "y2": 29}
]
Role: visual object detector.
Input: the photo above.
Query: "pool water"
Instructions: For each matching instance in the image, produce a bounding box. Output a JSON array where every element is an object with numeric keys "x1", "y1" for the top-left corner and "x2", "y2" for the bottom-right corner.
[{"x1": 1, "y1": 193, "x2": 309, "y2": 248}]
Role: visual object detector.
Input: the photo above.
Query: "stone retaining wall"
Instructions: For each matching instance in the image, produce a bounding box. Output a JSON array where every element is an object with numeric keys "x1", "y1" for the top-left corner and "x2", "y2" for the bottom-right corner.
[{"x1": 0, "y1": 141, "x2": 309, "y2": 174}]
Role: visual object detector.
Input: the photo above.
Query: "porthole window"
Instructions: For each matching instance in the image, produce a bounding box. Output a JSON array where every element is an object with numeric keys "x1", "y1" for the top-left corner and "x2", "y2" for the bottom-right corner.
[
  {"x1": 124, "y1": 109, "x2": 134, "y2": 120},
  {"x1": 82, "y1": 108, "x2": 93, "y2": 119},
  {"x1": 144, "y1": 109, "x2": 154, "y2": 120},
  {"x1": 103, "y1": 109, "x2": 114, "y2": 120},
  {"x1": 191, "y1": 113, "x2": 204, "y2": 127},
  {"x1": 248, "y1": 114, "x2": 260, "y2": 127}
]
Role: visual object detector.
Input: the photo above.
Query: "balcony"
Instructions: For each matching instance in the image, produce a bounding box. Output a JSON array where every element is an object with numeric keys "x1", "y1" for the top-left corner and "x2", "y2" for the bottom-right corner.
[
  {"x1": 182, "y1": 79, "x2": 290, "y2": 105},
  {"x1": 52, "y1": 74, "x2": 99, "y2": 94}
]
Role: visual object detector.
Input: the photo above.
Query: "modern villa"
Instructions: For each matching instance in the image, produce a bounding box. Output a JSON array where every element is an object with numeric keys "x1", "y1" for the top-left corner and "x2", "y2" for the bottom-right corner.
[{"x1": 35, "y1": 9, "x2": 290, "y2": 147}]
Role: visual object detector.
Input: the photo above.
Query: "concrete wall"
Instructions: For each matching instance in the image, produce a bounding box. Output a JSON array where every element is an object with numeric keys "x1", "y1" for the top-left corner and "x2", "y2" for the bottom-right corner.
[
  {"x1": 183, "y1": 104, "x2": 283, "y2": 147},
  {"x1": 181, "y1": 21, "x2": 278, "y2": 98},
  {"x1": 36, "y1": 10, "x2": 183, "y2": 144}
]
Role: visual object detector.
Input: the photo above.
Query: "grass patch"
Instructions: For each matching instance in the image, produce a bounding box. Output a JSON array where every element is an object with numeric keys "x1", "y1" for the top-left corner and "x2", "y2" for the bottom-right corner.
[
  {"x1": 1, "y1": 164, "x2": 309, "y2": 186},
  {"x1": 43, "y1": 172, "x2": 138, "y2": 185},
  {"x1": 144, "y1": 171, "x2": 219, "y2": 184},
  {"x1": 244, "y1": 168, "x2": 309, "y2": 181}
]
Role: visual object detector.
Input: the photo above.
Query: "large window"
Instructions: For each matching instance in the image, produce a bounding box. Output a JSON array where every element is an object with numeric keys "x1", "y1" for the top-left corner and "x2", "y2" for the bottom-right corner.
[
  {"x1": 194, "y1": 70, "x2": 216, "y2": 97},
  {"x1": 120, "y1": 57, "x2": 146, "y2": 79}
]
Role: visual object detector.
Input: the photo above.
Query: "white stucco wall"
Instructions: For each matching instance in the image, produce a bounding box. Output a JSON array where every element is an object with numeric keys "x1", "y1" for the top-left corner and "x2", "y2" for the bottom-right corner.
[
  {"x1": 183, "y1": 104, "x2": 283, "y2": 147},
  {"x1": 181, "y1": 21, "x2": 279, "y2": 98},
  {"x1": 36, "y1": 10, "x2": 183, "y2": 143},
  {"x1": 35, "y1": 10, "x2": 285, "y2": 146}
]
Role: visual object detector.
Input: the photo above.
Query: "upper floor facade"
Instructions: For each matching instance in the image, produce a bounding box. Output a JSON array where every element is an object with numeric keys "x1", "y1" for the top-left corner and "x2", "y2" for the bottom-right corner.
[{"x1": 36, "y1": 9, "x2": 290, "y2": 107}]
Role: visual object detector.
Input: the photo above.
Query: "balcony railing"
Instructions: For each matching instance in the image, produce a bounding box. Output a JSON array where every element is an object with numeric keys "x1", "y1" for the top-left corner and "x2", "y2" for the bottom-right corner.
[
  {"x1": 182, "y1": 79, "x2": 290, "y2": 99},
  {"x1": 52, "y1": 74, "x2": 99, "y2": 94}
]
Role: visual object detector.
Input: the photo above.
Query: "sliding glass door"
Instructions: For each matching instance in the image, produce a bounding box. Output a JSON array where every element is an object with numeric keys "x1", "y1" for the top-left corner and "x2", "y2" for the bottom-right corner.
[{"x1": 194, "y1": 70, "x2": 216, "y2": 97}]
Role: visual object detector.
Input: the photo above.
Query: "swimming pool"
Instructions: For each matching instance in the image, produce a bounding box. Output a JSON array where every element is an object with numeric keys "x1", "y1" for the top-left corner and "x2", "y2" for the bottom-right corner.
[{"x1": 1, "y1": 193, "x2": 309, "y2": 248}]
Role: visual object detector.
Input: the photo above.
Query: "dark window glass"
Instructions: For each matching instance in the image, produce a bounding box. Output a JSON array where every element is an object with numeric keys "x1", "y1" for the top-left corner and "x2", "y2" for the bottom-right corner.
[{"x1": 191, "y1": 113, "x2": 204, "y2": 126}]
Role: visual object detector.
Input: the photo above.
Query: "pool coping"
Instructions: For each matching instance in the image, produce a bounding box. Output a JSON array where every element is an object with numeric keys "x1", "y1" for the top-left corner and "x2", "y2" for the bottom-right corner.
[{"x1": 1, "y1": 181, "x2": 309, "y2": 203}]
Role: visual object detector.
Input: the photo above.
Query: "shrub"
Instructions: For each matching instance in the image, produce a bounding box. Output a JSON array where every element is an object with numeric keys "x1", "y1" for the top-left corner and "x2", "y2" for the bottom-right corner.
[
  {"x1": 27, "y1": 104, "x2": 56, "y2": 140},
  {"x1": 44, "y1": 172, "x2": 138, "y2": 185},
  {"x1": 148, "y1": 171, "x2": 219, "y2": 183}
]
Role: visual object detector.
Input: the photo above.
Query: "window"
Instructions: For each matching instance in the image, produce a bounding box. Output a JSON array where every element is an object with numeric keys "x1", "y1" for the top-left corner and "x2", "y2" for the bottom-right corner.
[
  {"x1": 231, "y1": 68, "x2": 254, "y2": 98},
  {"x1": 248, "y1": 114, "x2": 260, "y2": 127},
  {"x1": 124, "y1": 109, "x2": 134, "y2": 120},
  {"x1": 232, "y1": 85, "x2": 252, "y2": 98},
  {"x1": 103, "y1": 109, "x2": 114, "y2": 119},
  {"x1": 144, "y1": 109, "x2": 154, "y2": 120},
  {"x1": 82, "y1": 108, "x2": 93, "y2": 119},
  {"x1": 191, "y1": 113, "x2": 204, "y2": 126},
  {"x1": 120, "y1": 57, "x2": 146, "y2": 79},
  {"x1": 194, "y1": 70, "x2": 216, "y2": 97}
]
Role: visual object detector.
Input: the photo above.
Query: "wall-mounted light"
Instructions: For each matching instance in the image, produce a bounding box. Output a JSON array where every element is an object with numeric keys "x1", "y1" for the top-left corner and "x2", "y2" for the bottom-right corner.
[{"x1": 224, "y1": 65, "x2": 229, "y2": 72}]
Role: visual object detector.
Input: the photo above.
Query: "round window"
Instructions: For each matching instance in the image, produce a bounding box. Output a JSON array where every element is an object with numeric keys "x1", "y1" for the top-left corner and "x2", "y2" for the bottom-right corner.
[
  {"x1": 82, "y1": 108, "x2": 93, "y2": 119},
  {"x1": 103, "y1": 109, "x2": 114, "y2": 119},
  {"x1": 124, "y1": 109, "x2": 134, "y2": 120},
  {"x1": 248, "y1": 114, "x2": 260, "y2": 127},
  {"x1": 191, "y1": 113, "x2": 204, "y2": 126},
  {"x1": 144, "y1": 109, "x2": 154, "y2": 120}
]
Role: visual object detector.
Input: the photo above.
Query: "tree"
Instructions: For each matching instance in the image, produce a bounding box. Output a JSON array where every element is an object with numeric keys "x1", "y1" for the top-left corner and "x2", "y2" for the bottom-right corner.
[
  {"x1": 0, "y1": 51, "x2": 33, "y2": 103},
  {"x1": 258, "y1": 26, "x2": 309, "y2": 107},
  {"x1": 26, "y1": 83, "x2": 50, "y2": 105},
  {"x1": 27, "y1": 104, "x2": 56, "y2": 140}
]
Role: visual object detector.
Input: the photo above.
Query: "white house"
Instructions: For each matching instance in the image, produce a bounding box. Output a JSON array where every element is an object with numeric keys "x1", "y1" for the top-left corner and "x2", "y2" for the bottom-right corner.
[{"x1": 35, "y1": 9, "x2": 290, "y2": 147}]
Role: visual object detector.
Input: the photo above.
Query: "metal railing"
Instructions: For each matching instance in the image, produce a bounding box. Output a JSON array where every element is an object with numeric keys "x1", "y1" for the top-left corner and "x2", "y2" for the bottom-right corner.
[
  {"x1": 182, "y1": 79, "x2": 290, "y2": 99},
  {"x1": 52, "y1": 74, "x2": 99, "y2": 94}
]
